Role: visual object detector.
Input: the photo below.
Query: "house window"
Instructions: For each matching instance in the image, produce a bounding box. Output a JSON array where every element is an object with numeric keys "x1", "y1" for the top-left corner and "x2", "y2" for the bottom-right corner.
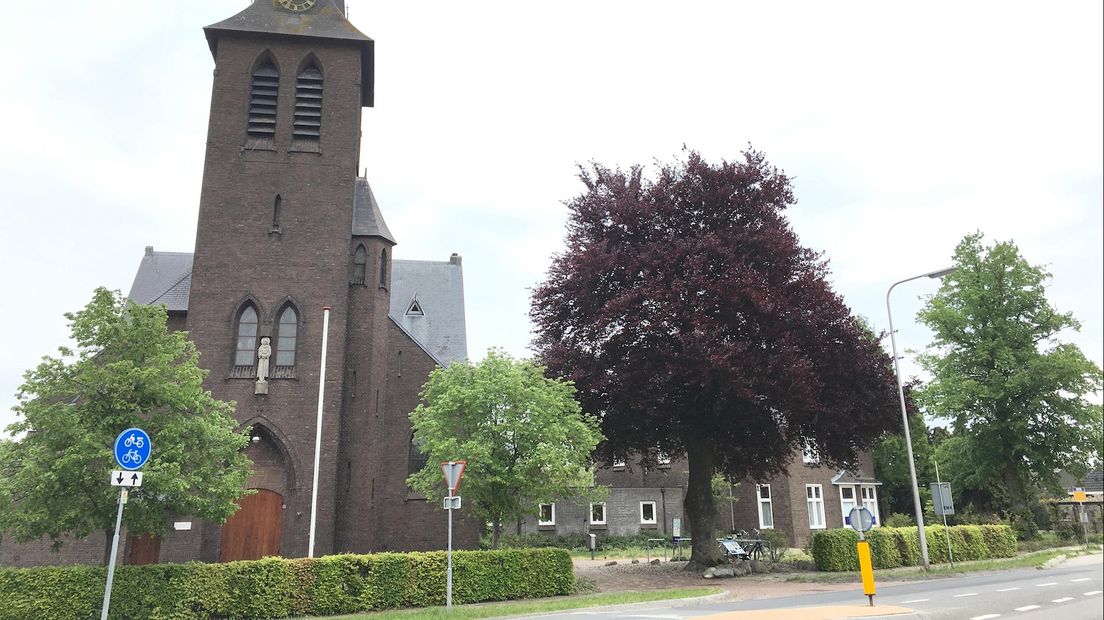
[
  {"x1": 379, "y1": 248, "x2": 388, "y2": 287},
  {"x1": 271, "y1": 195, "x2": 282, "y2": 233},
  {"x1": 233, "y1": 305, "x2": 259, "y2": 372},
  {"x1": 657, "y1": 452, "x2": 671, "y2": 467},
  {"x1": 274, "y1": 305, "x2": 298, "y2": 373},
  {"x1": 590, "y1": 503, "x2": 606, "y2": 525},
  {"x1": 640, "y1": 501, "x2": 657, "y2": 525},
  {"x1": 807, "y1": 484, "x2": 826, "y2": 529},
  {"x1": 352, "y1": 245, "x2": 366, "y2": 284},
  {"x1": 292, "y1": 63, "x2": 323, "y2": 150},
  {"x1": 538, "y1": 503, "x2": 555, "y2": 526},
  {"x1": 861, "y1": 486, "x2": 880, "y2": 526},
  {"x1": 407, "y1": 434, "x2": 428, "y2": 475},
  {"x1": 757, "y1": 484, "x2": 774, "y2": 529},
  {"x1": 247, "y1": 60, "x2": 279, "y2": 147},
  {"x1": 840, "y1": 486, "x2": 857, "y2": 521}
]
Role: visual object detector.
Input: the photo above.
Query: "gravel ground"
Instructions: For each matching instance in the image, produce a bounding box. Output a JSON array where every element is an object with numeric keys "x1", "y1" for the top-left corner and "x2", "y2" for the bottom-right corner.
[{"x1": 574, "y1": 559, "x2": 863, "y2": 601}]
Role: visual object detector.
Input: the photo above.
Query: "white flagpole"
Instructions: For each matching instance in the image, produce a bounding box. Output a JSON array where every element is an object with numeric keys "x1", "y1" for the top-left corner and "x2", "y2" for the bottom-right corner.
[{"x1": 308, "y1": 306, "x2": 331, "y2": 558}]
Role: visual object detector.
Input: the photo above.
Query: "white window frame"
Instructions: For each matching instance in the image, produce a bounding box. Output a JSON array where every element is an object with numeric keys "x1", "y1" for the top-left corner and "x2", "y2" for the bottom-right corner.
[
  {"x1": 839, "y1": 486, "x2": 856, "y2": 522},
  {"x1": 640, "y1": 501, "x2": 658, "y2": 525},
  {"x1": 538, "y1": 502, "x2": 555, "y2": 526},
  {"x1": 861, "y1": 486, "x2": 880, "y2": 527},
  {"x1": 756, "y1": 484, "x2": 774, "y2": 529},
  {"x1": 806, "y1": 484, "x2": 826, "y2": 529},
  {"x1": 589, "y1": 502, "x2": 607, "y2": 526}
]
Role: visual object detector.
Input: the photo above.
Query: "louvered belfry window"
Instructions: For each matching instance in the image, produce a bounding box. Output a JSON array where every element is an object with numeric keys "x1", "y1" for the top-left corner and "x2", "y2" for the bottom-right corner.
[
  {"x1": 293, "y1": 64, "x2": 323, "y2": 151},
  {"x1": 247, "y1": 61, "x2": 279, "y2": 147}
]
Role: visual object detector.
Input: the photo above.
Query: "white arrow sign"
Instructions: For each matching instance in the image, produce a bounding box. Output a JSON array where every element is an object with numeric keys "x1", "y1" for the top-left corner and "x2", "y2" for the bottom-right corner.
[
  {"x1": 442, "y1": 496, "x2": 462, "y2": 510},
  {"x1": 110, "y1": 470, "x2": 143, "y2": 487}
]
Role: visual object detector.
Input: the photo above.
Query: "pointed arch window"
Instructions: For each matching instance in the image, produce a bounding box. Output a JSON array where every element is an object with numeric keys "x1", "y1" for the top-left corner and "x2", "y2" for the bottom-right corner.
[
  {"x1": 352, "y1": 245, "x2": 366, "y2": 285},
  {"x1": 292, "y1": 63, "x2": 323, "y2": 151},
  {"x1": 232, "y1": 305, "x2": 259, "y2": 376},
  {"x1": 408, "y1": 434, "x2": 428, "y2": 475},
  {"x1": 247, "y1": 60, "x2": 279, "y2": 148},
  {"x1": 379, "y1": 248, "x2": 388, "y2": 288},
  {"x1": 273, "y1": 305, "x2": 298, "y2": 377}
]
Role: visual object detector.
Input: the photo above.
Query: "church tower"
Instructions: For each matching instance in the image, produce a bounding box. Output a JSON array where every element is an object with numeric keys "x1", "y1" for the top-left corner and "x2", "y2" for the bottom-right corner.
[{"x1": 186, "y1": 0, "x2": 377, "y2": 561}]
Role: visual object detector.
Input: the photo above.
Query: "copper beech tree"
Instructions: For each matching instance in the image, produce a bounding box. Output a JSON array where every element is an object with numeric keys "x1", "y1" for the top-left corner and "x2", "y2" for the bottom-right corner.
[{"x1": 531, "y1": 150, "x2": 900, "y2": 567}]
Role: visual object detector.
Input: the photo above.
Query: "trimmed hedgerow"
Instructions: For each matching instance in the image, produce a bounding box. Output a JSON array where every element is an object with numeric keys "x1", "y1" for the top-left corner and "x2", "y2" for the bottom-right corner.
[
  {"x1": 0, "y1": 548, "x2": 573, "y2": 620},
  {"x1": 810, "y1": 524, "x2": 1017, "y2": 571}
]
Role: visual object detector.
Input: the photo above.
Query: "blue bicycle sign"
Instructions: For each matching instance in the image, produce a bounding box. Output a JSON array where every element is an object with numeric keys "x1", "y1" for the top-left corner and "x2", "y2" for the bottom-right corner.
[{"x1": 113, "y1": 428, "x2": 151, "y2": 471}]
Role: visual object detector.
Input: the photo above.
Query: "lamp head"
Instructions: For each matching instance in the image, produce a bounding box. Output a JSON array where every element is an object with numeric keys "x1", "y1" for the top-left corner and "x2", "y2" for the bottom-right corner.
[{"x1": 926, "y1": 266, "x2": 957, "y2": 279}]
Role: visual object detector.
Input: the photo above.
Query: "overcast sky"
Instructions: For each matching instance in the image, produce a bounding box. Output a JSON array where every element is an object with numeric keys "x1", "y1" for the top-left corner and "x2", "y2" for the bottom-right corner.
[{"x1": 1, "y1": 1, "x2": 1100, "y2": 434}]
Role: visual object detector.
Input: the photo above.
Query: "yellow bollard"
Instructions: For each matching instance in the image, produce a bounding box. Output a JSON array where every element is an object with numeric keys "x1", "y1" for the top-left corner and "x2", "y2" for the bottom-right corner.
[{"x1": 857, "y1": 540, "x2": 876, "y2": 606}]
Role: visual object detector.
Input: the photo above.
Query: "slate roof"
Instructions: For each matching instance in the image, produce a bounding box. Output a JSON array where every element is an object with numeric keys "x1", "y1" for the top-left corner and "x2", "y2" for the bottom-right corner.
[
  {"x1": 204, "y1": 0, "x2": 374, "y2": 106},
  {"x1": 352, "y1": 178, "x2": 396, "y2": 243},
  {"x1": 126, "y1": 247, "x2": 466, "y2": 367},
  {"x1": 390, "y1": 258, "x2": 468, "y2": 366},
  {"x1": 128, "y1": 248, "x2": 193, "y2": 312}
]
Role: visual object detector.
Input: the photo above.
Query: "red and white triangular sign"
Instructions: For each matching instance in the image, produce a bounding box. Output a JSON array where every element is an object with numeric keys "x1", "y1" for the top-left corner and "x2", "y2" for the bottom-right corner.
[{"x1": 441, "y1": 460, "x2": 467, "y2": 493}]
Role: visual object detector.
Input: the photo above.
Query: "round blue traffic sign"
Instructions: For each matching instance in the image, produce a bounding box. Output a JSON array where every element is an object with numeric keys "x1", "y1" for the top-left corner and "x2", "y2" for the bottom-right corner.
[{"x1": 113, "y1": 428, "x2": 151, "y2": 471}]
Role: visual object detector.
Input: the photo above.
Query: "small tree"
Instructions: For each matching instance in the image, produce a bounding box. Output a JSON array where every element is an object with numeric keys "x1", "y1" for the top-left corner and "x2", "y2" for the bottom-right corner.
[
  {"x1": 0, "y1": 288, "x2": 252, "y2": 564},
  {"x1": 406, "y1": 349, "x2": 605, "y2": 548},
  {"x1": 917, "y1": 233, "x2": 1103, "y2": 533}
]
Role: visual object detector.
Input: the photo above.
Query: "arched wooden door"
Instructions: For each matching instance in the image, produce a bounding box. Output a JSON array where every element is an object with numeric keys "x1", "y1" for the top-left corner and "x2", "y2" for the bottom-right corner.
[{"x1": 220, "y1": 489, "x2": 283, "y2": 562}]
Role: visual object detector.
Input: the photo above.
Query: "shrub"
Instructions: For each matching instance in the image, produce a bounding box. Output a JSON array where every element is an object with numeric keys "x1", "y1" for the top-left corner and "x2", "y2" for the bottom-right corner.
[
  {"x1": 810, "y1": 524, "x2": 1017, "y2": 571},
  {"x1": 0, "y1": 548, "x2": 573, "y2": 620},
  {"x1": 758, "y1": 529, "x2": 789, "y2": 563},
  {"x1": 884, "y1": 513, "x2": 913, "y2": 528}
]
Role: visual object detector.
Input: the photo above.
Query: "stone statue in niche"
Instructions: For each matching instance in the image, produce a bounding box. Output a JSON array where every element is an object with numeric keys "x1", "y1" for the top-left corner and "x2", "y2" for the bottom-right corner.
[{"x1": 255, "y1": 336, "x2": 272, "y2": 395}]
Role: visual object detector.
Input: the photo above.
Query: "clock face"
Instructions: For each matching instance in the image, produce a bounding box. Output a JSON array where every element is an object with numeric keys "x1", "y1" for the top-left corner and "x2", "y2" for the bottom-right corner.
[{"x1": 278, "y1": 0, "x2": 316, "y2": 12}]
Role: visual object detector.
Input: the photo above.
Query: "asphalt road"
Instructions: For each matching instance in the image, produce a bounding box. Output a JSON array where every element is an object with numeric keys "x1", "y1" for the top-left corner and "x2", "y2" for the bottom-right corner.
[{"x1": 520, "y1": 553, "x2": 1103, "y2": 620}]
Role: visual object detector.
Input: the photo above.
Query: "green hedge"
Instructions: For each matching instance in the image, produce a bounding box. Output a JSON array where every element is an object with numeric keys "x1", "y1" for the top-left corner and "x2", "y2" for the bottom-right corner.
[
  {"x1": 809, "y1": 524, "x2": 1016, "y2": 571},
  {"x1": 0, "y1": 548, "x2": 573, "y2": 620}
]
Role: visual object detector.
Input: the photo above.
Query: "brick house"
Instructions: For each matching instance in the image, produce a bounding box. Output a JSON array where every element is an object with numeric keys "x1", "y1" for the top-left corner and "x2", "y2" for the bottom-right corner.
[{"x1": 519, "y1": 450, "x2": 882, "y2": 550}]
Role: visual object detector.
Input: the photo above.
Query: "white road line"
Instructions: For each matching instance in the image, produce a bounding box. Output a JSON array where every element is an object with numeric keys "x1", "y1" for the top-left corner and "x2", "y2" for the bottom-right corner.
[
  {"x1": 901, "y1": 598, "x2": 930, "y2": 603},
  {"x1": 971, "y1": 615, "x2": 1001, "y2": 620},
  {"x1": 954, "y1": 592, "x2": 980, "y2": 598},
  {"x1": 1085, "y1": 590, "x2": 1103, "y2": 596},
  {"x1": 996, "y1": 587, "x2": 1020, "y2": 592},
  {"x1": 1052, "y1": 597, "x2": 1074, "y2": 603},
  {"x1": 1071, "y1": 578, "x2": 1091, "y2": 582},
  {"x1": 1035, "y1": 582, "x2": 1058, "y2": 587},
  {"x1": 1013, "y1": 605, "x2": 1041, "y2": 611}
]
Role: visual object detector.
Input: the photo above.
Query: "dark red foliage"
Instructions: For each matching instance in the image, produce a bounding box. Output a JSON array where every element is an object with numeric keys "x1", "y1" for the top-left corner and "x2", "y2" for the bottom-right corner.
[{"x1": 531, "y1": 149, "x2": 900, "y2": 481}]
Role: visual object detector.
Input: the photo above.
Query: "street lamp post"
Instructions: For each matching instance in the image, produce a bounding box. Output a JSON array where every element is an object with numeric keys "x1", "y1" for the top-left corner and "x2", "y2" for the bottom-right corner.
[{"x1": 886, "y1": 266, "x2": 956, "y2": 571}]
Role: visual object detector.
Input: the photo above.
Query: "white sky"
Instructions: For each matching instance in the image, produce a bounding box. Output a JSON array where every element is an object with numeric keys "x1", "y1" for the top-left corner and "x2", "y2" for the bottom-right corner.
[{"x1": 0, "y1": 1, "x2": 1100, "y2": 433}]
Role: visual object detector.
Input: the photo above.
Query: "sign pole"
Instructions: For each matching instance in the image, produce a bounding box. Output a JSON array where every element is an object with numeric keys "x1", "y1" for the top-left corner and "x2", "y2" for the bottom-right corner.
[
  {"x1": 447, "y1": 484, "x2": 454, "y2": 612},
  {"x1": 100, "y1": 487, "x2": 128, "y2": 620},
  {"x1": 933, "y1": 458, "x2": 953, "y2": 567},
  {"x1": 308, "y1": 306, "x2": 332, "y2": 558}
]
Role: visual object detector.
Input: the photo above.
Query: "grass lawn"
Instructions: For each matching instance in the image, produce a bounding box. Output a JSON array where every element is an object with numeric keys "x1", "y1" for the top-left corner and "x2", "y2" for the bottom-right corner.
[{"x1": 310, "y1": 587, "x2": 721, "y2": 620}]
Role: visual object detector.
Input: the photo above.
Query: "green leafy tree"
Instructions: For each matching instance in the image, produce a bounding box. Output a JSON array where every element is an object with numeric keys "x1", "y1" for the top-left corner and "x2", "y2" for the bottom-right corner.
[
  {"x1": 872, "y1": 408, "x2": 933, "y2": 518},
  {"x1": 407, "y1": 349, "x2": 605, "y2": 549},
  {"x1": 916, "y1": 233, "x2": 1103, "y2": 533},
  {"x1": 0, "y1": 288, "x2": 252, "y2": 564}
]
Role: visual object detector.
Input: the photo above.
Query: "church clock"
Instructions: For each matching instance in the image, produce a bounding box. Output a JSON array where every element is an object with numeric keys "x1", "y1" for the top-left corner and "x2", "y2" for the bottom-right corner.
[{"x1": 277, "y1": 0, "x2": 316, "y2": 12}]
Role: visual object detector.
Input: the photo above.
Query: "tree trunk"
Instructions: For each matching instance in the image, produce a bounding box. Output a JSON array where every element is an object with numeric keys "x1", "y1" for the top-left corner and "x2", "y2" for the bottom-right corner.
[
  {"x1": 492, "y1": 519, "x2": 501, "y2": 549},
  {"x1": 102, "y1": 528, "x2": 114, "y2": 567},
  {"x1": 684, "y1": 435, "x2": 720, "y2": 570}
]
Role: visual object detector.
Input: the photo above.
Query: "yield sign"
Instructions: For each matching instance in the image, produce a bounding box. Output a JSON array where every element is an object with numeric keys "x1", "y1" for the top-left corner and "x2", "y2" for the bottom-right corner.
[{"x1": 441, "y1": 460, "x2": 467, "y2": 493}]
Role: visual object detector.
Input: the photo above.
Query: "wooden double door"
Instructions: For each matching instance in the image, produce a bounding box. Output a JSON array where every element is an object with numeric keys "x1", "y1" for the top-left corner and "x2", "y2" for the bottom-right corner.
[{"x1": 220, "y1": 489, "x2": 284, "y2": 562}]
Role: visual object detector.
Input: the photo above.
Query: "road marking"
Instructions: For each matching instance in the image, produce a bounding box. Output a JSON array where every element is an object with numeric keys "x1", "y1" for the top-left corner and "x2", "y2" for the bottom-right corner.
[
  {"x1": 996, "y1": 587, "x2": 1020, "y2": 592},
  {"x1": 1035, "y1": 582, "x2": 1058, "y2": 587},
  {"x1": 970, "y1": 615, "x2": 1001, "y2": 620},
  {"x1": 1071, "y1": 578, "x2": 1091, "y2": 582},
  {"x1": 1013, "y1": 605, "x2": 1040, "y2": 611},
  {"x1": 901, "y1": 598, "x2": 930, "y2": 603},
  {"x1": 1051, "y1": 597, "x2": 1074, "y2": 603},
  {"x1": 625, "y1": 616, "x2": 683, "y2": 619},
  {"x1": 954, "y1": 592, "x2": 979, "y2": 597},
  {"x1": 1085, "y1": 590, "x2": 1102, "y2": 596}
]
